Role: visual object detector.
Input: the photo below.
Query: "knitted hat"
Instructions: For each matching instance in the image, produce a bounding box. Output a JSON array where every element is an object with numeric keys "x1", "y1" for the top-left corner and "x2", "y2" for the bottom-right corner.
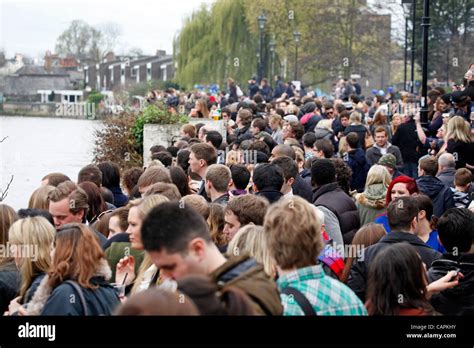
[{"x1": 378, "y1": 153, "x2": 397, "y2": 170}]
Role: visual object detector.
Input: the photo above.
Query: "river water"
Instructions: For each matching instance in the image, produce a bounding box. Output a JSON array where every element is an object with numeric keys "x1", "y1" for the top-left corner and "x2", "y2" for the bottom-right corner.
[{"x1": 0, "y1": 116, "x2": 101, "y2": 210}]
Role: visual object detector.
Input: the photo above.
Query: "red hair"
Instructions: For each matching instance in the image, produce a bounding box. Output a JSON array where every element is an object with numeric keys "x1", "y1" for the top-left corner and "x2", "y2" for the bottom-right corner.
[{"x1": 385, "y1": 175, "x2": 418, "y2": 205}]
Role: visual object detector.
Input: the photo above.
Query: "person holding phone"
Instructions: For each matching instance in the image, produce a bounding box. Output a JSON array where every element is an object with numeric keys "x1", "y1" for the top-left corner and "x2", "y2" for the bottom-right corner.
[{"x1": 428, "y1": 208, "x2": 474, "y2": 315}]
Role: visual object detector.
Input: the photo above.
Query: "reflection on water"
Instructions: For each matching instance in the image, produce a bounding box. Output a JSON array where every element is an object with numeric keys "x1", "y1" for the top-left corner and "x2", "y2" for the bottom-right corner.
[{"x1": 0, "y1": 116, "x2": 101, "y2": 210}]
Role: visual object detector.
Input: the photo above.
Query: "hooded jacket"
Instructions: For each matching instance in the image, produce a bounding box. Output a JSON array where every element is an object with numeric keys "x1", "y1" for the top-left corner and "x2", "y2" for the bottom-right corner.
[
  {"x1": 348, "y1": 232, "x2": 442, "y2": 302},
  {"x1": 416, "y1": 176, "x2": 455, "y2": 217},
  {"x1": 346, "y1": 148, "x2": 370, "y2": 193},
  {"x1": 27, "y1": 259, "x2": 120, "y2": 315},
  {"x1": 428, "y1": 253, "x2": 474, "y2": 315},
  {"x1": 210, "y1": 254, "x2": 283, "y2": 316},
  {"x1": 314, "y1": 128, "x2": 334, "y2": 142},
  {"x1": 354, "y1": 183, "x2": 387, "y2": 226},
  {"x1": 312, "y1": 182, "x2": 360, "y2": 244},
  {"x1": 436, "y1": 168, "x2": 456, "y2": 188}
]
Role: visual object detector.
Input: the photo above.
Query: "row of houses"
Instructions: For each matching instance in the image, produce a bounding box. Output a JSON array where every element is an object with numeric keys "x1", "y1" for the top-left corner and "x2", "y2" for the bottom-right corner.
[
  {"x1": 83, "y1": 50, "x2": 175, "y2": 92},
  {"x1": 0, "y1": 50, "x2": 175, "y2": 103}
]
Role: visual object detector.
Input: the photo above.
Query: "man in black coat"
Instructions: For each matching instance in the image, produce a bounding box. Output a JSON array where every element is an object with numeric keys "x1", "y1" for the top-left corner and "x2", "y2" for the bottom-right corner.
[
  {"x1": 391, "y1": 115, "x2": 420, "y2": 178},
  {"x1": 252, "y1": 163, "x2": 284, "y2": 204},
  {"x1": 272, "y1": 156, "x2": 313, "y2": 203},
  {"x1": 428, "y1": 208, "x2": 474, "y2": 315},
  {"x1": 311, "y1": 159, "x2": 360, "y2": 244},
  {"x1": 416, "y1": 156, "x2": 454, "y2": 218},
  {"x1": 347, "y1": 196, "x2": 442, "y2": 302}
]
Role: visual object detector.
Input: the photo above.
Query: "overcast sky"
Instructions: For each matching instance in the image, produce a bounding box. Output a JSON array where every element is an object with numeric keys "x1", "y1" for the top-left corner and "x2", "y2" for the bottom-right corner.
[{"x1": 0, "y1": 0, "x2": 216, "y2": 59}]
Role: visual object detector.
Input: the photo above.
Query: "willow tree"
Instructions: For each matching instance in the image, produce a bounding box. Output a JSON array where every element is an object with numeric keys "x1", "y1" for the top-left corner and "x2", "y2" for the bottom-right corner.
[
  {"x1": 175, "y1": 0, "x2": 258, "y2": 89},
  {"x1": 175, "y1": 0, "x2": 394, "y2": 90}
]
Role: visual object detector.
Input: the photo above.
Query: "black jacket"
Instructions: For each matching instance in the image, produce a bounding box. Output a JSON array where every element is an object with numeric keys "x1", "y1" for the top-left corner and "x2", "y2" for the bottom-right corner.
[
  {"x1": 0, "y1": 261, "x2": 19, "y2": 313},
  {"x1": 212, "y1": 193, "x2": 230, "y2": 206},
  {"x1": 344, "y1": 124, "x2": 367, "y2": 149},
  {"x1": 255, "y1": 190, "x2": 283, "y2": 204},
  {"x1": 348, "y1": 232, "x2": 442, "y2": 302},
  {"x1": 416, "y1": 176, "x2": 455, "y2": 218},
  {"x1": 346, "y1": 148, "x2": 370, "y2": 193},
  {"x1": 428, "y1": 253, "x2": 474, "y2": 315},
  {"x1": 312, "y1": 182, "x2": 360, "y2": 244},
  {"x1": 391, "y1": 118, "x2": 420, "y2": 163},
  {"x1": 292, "y1": 175, "x2": 313, "y2": 203},
  {"x1": 234, "y1": 126, "x2": 253, "y2": 142},
  {"x1": 447, "y1": 139, "x2": 474, "y2": 170}
]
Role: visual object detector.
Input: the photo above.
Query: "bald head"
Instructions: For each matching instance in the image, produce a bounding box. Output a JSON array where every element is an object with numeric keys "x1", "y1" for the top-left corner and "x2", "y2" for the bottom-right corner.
[
  {"x1": 270, "y1": 144, "x2": 296, "y2": 161},
  {"x1": 438, "y1": 153, "x2": 455, "y2": 171}
]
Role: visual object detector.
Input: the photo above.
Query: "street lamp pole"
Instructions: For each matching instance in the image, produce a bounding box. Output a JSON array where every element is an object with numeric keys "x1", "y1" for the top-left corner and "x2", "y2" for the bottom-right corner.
[
  {"x1": 269, "y1": 37, "x2": 276, "y2": 88},
  {"x1": 420, "y1": 0, "x2": 430, "y2": 124},
  {"x1": 258, "y1": 14, "x2": 267, "y2": 82},
  {"x1": 293, "y1": 31, "x2": 301, "y2": 81},
  {"x1": 404, "y1": 15, "x2": 408, "y2": 91},
  {"x1": 411, "y1": 0, "x2": 416, "y2": 94}
]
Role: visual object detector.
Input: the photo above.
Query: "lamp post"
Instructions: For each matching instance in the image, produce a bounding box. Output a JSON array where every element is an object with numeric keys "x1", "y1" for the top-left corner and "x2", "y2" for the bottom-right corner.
[
  {"x1": 257, "y1": 14, "x2": 267, "y2": 82},
  {"x1": 269, "y1": 37, "x2": 276, "y2": 88},
  {"x1": 420, "y1": 0, "x2": 430, "y2": 124},
  {"x1": 402, "y1": 0, "x2": 411, "y2": 92},
  {"x1": 293, "y1": 31, "x2": 301, "y2": 81},
  {"x1": 411, "y1": 0, "x2": 416, "y2": 94}
]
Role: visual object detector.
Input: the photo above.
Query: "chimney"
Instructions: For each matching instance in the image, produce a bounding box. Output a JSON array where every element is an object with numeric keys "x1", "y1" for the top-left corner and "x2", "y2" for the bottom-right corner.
[
  {"x1": 105, "y1": 51, "x2": 116, "y2": 62},
  {"x1": 44, "y1": 51, "x2": 52, "y2": 73},
  {"x1": 155, "y1": 50, "x2": 166, "y2": 58}
]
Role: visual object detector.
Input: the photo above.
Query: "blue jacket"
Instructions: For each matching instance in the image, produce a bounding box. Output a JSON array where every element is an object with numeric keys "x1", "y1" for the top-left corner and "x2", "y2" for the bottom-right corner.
[
  {"x1": 110, "y1": 186, "x2": 128, "y2": 208},
  {"x1": 40, "y1": 277, "x2": 120, "y2": 315},
  {"x1": 416, "y1": 176, "x2": 455, "y2": 218},
  {"x1": 346, "y1": 148, "x2": 370, "y2": 193}
]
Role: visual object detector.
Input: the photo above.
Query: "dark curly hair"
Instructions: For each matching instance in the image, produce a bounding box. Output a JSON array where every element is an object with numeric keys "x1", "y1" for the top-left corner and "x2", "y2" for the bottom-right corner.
[{"x1": 330, "y1": 158, "x2": 353, "y2": 195}]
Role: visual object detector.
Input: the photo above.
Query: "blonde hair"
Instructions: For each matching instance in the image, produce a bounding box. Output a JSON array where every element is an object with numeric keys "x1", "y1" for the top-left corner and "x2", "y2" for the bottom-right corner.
[
  {"x1": 269, "y1": 114, "x2": 283, "y2": 128},
  {"x1": 226, "y1": 150, "x2": 240, "y2": 166},
  {"x1": 365, "y1": 164, "x2": 392, "y2": 188},
  {"x1": 130, "y1": 195, "x2": 169, "y2": 295},
  {"x1": 338, "y1": 136, "x2": 349, "y2": 155},
  {"x1": 286, "y1": 104, "x2": 300, "y2": 116},
  {"x1": 264, "y1": 196, "x2": 323, "y2": 269},
  {"x1": 8, "y1": 217, "x2": 55, "y2": 300},
  {"x1": 28, "y1": 185, "x2": 55, "y2": 210},
  {"x1": 227, "y1": 225, "x2": 275, "y2": 277},
  {"x1": 446, "y1": 116, "x2": 471, "y2": 143},
  {"x1": 0, "y1": 204, "x2": 19, "y2": 265},
  {"x1": 316, "y1": 119, "x2": 333, "y2": 130},
  {"x1": 349, "y1": 111, "x2": 362, "y2": 124}
]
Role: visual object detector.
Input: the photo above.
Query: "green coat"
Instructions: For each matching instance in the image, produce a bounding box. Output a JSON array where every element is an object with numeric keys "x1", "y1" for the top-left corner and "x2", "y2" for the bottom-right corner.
[{"x1": 354, "y1": 183, "x2": 387, "y2": 227}]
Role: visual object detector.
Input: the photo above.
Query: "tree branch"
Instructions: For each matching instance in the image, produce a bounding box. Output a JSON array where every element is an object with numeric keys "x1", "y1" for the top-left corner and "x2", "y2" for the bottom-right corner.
[{"x1": 0, "y1": 175, "x2": 14, "y2": 202}]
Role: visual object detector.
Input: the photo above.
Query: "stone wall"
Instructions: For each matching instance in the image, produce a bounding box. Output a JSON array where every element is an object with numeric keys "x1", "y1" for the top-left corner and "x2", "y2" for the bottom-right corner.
[{"x1": 143, "y1": 119, "x2": 226, "y2": 164}]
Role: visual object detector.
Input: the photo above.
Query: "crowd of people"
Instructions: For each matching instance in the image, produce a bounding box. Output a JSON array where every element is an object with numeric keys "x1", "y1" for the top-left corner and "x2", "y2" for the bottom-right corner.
[{"x1": 0, "y1": 66, "x2": 473, "y2": 316}]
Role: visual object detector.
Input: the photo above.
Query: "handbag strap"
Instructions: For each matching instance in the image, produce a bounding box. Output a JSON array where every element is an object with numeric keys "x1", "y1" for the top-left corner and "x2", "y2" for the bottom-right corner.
[
  {"x1": 281, "y1": 287, "x2": 317, "y2": 316},
  {"x1": 65, "y1": 280, "x2": 89, "y2": 316}
]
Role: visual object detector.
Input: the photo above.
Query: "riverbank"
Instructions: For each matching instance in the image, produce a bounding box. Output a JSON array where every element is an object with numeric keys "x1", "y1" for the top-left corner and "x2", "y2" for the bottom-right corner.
[{"x1": 0, "y1": 102, "x2": 103, "y2": 120}]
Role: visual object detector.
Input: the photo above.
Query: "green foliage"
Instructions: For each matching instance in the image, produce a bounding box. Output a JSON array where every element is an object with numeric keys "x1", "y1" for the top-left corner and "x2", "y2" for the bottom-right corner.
[
  {"x1": 87, "y1": 90, "x2": 104, "y2": 106},
  {"x1": 408, "y1": 0, "x2": 473, "y2": 82},
  {"x1": 175, "y1": 0, "x2": 258, "y2": 89},
  {"x1": 131, "y1": 102, "x2": 189, "y2": 154},
  {"x1": 175, "y1": 0, "x2": 395, "y2": 90}
]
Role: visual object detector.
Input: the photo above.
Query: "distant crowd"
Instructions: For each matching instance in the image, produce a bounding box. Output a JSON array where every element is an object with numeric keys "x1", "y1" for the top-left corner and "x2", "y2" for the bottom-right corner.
[{"x1": 0, "y1": 65, "x2": 473, "y2": 316}]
